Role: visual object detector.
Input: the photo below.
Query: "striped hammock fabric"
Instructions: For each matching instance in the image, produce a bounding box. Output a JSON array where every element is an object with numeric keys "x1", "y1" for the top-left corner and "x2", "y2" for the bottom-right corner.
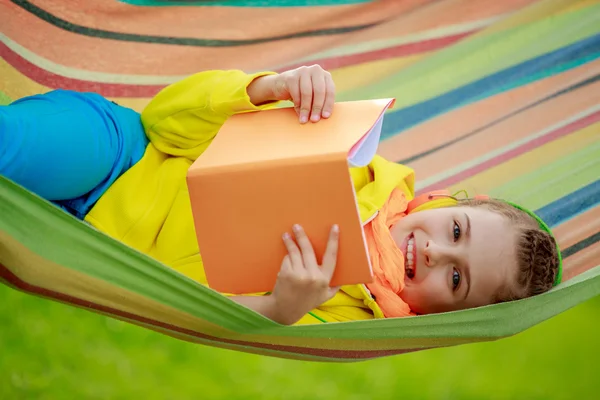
[
  {"x1": 1, "y1": 176, "x2": 599, "y2": 362},
  {"x1": 1, "y1": 0, "x2": 600, "y2": 361}
]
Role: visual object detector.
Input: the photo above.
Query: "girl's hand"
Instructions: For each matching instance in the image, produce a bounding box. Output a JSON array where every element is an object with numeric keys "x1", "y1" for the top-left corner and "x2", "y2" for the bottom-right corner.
[
  {"x1": 272, "y1": 65, "x2": 336, "y2": 124},
  {"x1": 248, "y1": 65, "x2": 336, "y2": 124},
  {"x1": 270, "y1": 224, "x2": 341, "y2": 325}
]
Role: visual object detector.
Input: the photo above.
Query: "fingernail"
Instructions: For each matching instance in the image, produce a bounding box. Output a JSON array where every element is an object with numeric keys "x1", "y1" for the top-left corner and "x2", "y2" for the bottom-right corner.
[
  {"x1": 283, "y1": 232, "x2": 290, "y2": 240},
  {"x1": 332, "y1": 224, "x2": 339, "y2": 232},
  {"x1": 300, "y1": 114, "x2": 308, "y2": 124},
  {"x1": 311, "y1": 114, "x2": 320, "y2": 122},
  {"x1": 293, "y1": 224, "x2": 301, "y2": 232},
  {"x1": 322, "y1": 111, "x2": 331, "y2": 118}
]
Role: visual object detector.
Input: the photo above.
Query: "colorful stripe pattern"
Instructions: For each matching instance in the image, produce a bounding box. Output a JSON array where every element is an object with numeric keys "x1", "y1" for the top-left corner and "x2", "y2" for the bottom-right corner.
[{"x1": 1, "y1": 0, "x2": 599, "y2": 361}]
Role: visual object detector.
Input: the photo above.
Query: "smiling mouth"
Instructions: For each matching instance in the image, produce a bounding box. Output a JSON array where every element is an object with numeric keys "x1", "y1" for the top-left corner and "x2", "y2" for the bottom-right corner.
[{"x1": 405, "y1": 233, "x2": 416, "y2": 280}]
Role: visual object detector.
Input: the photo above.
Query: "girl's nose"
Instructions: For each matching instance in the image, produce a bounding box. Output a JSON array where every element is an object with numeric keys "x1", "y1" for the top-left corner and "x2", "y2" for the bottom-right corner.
[
  {"x1": 423, "y1": 239, "x2": 454, "y2": 268},
  {"x1": 423, "y1": 240, "x2": 433, "y2": 267}
]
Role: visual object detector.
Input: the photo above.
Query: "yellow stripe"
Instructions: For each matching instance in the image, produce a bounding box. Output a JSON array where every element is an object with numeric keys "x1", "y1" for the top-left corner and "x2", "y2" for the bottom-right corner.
[
  {"x1": 0, "y1": 58, "x2": 49, "y2": 99},
  {"x1": 333, "y1": 54, "x2": 426, "y2": 95}
]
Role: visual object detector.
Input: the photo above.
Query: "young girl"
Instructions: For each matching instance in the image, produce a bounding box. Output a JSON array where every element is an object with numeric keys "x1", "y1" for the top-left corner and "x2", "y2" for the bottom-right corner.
[{"x1": 0, "y1": 65, "x2": 561, "y2": 325}]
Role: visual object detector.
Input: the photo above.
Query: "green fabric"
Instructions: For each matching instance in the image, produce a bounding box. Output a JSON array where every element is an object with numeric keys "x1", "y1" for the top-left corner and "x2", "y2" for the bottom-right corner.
[
  {"x1": 0, "y1": 91, "x2": 11, "y2": 106},
  {"x1": 1, "y1": 175, "x2": 599, "y2": 361}
]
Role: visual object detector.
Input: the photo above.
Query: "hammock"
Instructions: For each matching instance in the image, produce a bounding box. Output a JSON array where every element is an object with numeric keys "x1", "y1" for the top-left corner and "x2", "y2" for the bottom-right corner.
[
  {"x1": 1, "y1": 176, "x2": 599, "y2": 362},
  {"x1": 2, "y1": 0, "x2": 600, "y2": 362}
]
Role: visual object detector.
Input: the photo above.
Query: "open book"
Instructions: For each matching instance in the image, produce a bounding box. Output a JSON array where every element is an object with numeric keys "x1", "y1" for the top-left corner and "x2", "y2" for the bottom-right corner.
[{"x1": 186, "y1": 98, "x2": 395, "y2": 294}]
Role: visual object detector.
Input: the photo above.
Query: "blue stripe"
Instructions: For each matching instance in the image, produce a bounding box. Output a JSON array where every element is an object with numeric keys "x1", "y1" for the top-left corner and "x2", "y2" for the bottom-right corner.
[
  {"x1": 535, "y1": 180, "x2": 600, "y2": 228},
  {"x1": 380, "y1": 33, "x2": 600, "y2": 141},
  {"x1": 463, "y1": 52, "x2": 600, "y2": 107}
]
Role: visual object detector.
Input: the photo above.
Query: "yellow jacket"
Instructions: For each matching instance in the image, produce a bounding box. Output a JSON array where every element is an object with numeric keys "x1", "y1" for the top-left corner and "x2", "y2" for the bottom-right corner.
[{"x1": 85, "y1": 70, "x2": 415, "y2": 325}]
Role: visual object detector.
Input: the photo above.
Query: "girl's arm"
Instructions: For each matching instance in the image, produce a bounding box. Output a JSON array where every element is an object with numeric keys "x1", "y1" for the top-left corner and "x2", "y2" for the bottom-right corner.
[
  {"x1": 140, "y1": 69, "x2": 279, "y2": 161},
  {"x1": 141, "y1": 64, "x2": 336, "y2": 162}
]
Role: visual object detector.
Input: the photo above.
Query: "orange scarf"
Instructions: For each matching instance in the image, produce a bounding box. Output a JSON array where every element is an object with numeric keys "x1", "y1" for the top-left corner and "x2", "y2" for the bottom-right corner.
[{"x1": 363, "y1": 188, "x2": 414, "y2": 318}]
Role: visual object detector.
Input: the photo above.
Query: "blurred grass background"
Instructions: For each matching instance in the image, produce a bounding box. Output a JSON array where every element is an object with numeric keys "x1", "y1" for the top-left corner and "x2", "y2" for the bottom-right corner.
[
  {"x1": 2, "y1": 1, "x2": 600, "y2": 398},
  {"x1": 2, "y1": 283, "x2": 598, "y2": 400}
]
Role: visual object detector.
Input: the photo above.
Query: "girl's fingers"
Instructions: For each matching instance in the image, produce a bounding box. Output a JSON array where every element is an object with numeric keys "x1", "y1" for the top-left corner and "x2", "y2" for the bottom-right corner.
[
  {"x1": 322, "y1": 73, "x2": 336, "y2": 119},
  {"x1": 292, "y1": 224, "x2": 319, "y2": 272},
  {"x1": 285, "y1": 77, "x2": 301, "y2": 117},
  {"x1": 282, "y1": 232, "x2": 304, "y2": 270},
  {"x1": 309, "y1": 73, "x2": 327, "y2": 122},
  {"x1": 298, "y1": 72, "x2": 313, "y2": 124},
  {"x1": 279, "y1": 254, "x2": 292, "y2": 272}
]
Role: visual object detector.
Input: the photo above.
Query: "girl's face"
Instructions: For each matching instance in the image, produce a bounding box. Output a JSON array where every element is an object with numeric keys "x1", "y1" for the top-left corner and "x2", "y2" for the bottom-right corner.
[{"x1": 390, "y1": 206, "x2": 519, "y2": 315}]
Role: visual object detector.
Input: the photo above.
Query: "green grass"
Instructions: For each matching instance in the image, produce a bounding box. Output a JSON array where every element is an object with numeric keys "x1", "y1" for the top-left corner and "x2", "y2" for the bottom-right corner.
[{"x1": 1, "y1": 284, "x2": 598, "y2": 400}]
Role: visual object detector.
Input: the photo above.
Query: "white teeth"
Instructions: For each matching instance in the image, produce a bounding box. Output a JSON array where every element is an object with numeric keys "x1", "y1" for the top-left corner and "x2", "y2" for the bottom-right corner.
[
  {"x1": 406, "y1": 235, "x2": 415, "y2": 273},
  {"x1": 407, "y1": 237, "x2": 415, "y2": 263}
]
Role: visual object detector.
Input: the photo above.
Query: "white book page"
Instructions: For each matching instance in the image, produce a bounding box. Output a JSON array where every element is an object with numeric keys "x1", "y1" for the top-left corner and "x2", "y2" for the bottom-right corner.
[{"x1": 347, "y1": 111, "x2": 385, "y2": 167}]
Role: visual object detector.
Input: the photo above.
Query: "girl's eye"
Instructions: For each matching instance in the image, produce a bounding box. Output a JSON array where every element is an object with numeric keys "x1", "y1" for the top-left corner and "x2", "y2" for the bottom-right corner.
[
  {"x1": 453, "y1": 221, "x2": 461, "y2": 242},
  {"x1": 452, "y1": 269, "x2": 461, "y2": 290}
]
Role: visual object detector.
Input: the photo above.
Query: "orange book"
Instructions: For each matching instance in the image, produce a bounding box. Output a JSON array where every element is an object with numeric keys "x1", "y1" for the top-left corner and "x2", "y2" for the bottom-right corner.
[{"x1": 186, "y1": 98, "x2": 395, "y2": 294}]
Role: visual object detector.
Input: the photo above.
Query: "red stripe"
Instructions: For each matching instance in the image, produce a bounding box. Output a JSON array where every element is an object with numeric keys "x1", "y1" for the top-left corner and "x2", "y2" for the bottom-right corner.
[
  {"x1": 276, "y1": 30, "x2": 476, "y2": 72},
  {"x1": 417, "y1": 110, "x2": 600, "y2": 195},
  {"x1": 0, "y1": 262, "x2": 429, "y2": 360},
  {"x1": 0, "y1": 41, "x2": 165, "y2": 98},
  {"x1": 1, "y1": 30, "x2": 476, "y2": 98}
]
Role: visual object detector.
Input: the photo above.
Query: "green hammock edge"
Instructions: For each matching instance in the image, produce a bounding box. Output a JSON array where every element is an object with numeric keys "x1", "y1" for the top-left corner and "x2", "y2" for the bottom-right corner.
[{"x1": 1, "y1": 175, "x2": 599, "y2": 344}]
